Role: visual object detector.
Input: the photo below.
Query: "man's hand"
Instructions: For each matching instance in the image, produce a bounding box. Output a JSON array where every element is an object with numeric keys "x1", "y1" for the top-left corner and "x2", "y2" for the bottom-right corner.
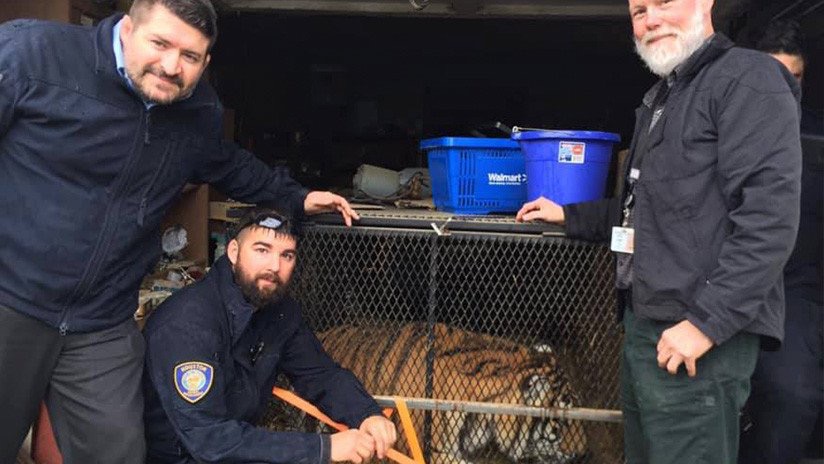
[
  {"x1": 515, "y1": 196, "x2": 565, "y2": 224},
  {"x1": 359, "y1": 415, "x2": 398, "y2": 460},
  {"x1": 656, "y1": 320, "x2": 714, "y2": 377},
  {"x1": 330, "y1": 429, "x2": 375, "y2": 463},
  {"x1": 304, "y1": 191, "x2": 360, "y2": 226}
]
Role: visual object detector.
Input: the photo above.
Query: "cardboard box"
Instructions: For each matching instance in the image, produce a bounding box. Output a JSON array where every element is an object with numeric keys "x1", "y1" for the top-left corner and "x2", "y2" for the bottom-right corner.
[{"x1": 209, "y1": 201, "x2": 254, "y2": 222}]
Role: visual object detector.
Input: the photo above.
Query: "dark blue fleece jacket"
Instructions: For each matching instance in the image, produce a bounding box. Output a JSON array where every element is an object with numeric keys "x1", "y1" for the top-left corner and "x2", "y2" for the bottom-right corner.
[{"x1": 0, "y1": 15, "x2": 308, "y2": 333}]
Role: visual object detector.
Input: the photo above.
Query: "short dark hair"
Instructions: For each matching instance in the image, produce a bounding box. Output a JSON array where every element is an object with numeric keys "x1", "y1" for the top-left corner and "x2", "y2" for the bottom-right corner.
[
  {"x1": 755, "y1": 19, "x2": 805, "y2": 60},
  {"x1": 130, "y1": 0, "x2": 218, "y2": 48}
]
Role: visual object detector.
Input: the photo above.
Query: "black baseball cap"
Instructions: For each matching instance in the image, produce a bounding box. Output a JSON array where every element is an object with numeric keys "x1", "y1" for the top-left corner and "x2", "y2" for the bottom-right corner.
[{"x1": 229, "y1": 208, "x2": 294, "y2": 240}]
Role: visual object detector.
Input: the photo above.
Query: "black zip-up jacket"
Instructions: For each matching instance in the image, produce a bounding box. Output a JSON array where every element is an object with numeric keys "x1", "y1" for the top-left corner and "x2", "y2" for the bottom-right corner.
[
  {"x1": 0, "y1": 15, "x2": 307, "y2": 333},
  {"x1": 563, "y1": 34, "x2": 802, "y2": 348},
  {"x1": 143, "y1": 256, "x2": 382, "y2": 463}
]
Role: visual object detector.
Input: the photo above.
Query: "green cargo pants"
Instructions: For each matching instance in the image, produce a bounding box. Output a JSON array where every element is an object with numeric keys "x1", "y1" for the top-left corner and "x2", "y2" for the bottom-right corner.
[{"x1": 621, "y1": 309, "x2": 759, "y2": 464}]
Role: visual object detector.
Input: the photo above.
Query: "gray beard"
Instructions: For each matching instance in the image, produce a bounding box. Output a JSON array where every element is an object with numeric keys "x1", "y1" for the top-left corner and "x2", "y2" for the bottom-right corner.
[{"x1": 633, "y1": 10, "x2": 707, "y2": 77}]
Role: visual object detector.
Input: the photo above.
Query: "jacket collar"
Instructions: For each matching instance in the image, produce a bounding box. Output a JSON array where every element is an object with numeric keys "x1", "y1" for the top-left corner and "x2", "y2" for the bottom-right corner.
[
  {"x1": 94, "y1": 14, "x2": 125, "y2": 80},
  {"x1": 213, "y1": 255, "x2": 257, "y2": 345},
  {"x1": 642, "y1": 33, "x2": 734, "y2": 109},
  {"x1": 93, "y1": 13, "x2": 217, "y2": 110},
  {"x1": 675, "y1": 33, "x2": 734, "y2": 81}
]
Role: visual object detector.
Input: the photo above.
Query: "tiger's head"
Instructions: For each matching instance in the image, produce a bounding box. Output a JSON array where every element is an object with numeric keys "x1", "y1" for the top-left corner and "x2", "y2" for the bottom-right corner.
[{"x1": 454, "y1": 359, "x2": 587, "y2": 463}]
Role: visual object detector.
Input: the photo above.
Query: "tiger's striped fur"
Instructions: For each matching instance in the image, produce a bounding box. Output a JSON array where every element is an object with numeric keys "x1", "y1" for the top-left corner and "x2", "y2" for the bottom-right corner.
[{"x1": 318, "y1": 322, "x2": 587, "y2": 464}]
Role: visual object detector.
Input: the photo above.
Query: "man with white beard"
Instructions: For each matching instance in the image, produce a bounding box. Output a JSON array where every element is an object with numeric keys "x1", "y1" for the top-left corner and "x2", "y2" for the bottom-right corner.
[{"x1": 516, "y1": 0, "x2": 802, "y2": 462}]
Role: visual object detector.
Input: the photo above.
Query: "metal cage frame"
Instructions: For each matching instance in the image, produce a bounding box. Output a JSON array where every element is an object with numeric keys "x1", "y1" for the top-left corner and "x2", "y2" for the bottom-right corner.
[{"x1": 263, "y1": 211, "x2": 623, "y2": 464}]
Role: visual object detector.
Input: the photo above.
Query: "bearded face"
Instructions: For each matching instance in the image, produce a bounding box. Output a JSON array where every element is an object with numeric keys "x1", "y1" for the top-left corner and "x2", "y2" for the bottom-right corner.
[
  {"x1": 125, "y1": 64, "x2": 192, "y2": 105},
  {"x1": 227, "y1": 226, "x2": 297, "y2": 310},
  {"x1": 233, "y1": 251, "x2": 290, "y2": 309},
  {"x1": 120, "y1": 3, "x2": 210, "y2": 105},
  {"x1": 630, "y1": 0, "x2": 712, "y2": 77}
]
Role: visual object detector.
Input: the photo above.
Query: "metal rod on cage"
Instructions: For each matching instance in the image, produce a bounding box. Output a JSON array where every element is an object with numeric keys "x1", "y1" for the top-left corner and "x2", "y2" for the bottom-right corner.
[
  {"x1": 423, "y1": 235, "x2": 439, "y2": 464},
  {"x1": 372, "y1": 396, "x2": 623, "y2": 423}
]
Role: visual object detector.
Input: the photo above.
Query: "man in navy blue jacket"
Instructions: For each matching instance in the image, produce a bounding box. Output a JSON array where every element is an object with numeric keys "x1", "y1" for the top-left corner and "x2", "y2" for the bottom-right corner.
[
  {"x1": 739, "y1": 19, "x2": 823, "y2": 464},
  {"x1": 517, "y1": 0, "x2": 801, "y2": 462},
  {"x1": 143, "y1": 209, "x2": 396, "y2": 463},
  {"x1": 0, "y1": 1, "x2": 359, "y2": 462}
]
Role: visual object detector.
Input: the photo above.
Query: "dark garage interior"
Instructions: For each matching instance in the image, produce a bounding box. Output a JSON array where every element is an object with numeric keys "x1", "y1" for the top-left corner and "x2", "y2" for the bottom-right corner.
[
  {"x1": 208, "y1": 0, "x2": 823, "y2": 191},
  {"x1": 2, "y1": 1, "x2": 822, "y2": 463}
]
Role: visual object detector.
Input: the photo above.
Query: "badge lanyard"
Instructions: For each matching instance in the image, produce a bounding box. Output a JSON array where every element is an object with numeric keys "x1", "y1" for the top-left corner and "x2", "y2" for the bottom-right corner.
[
  {"x1": 621, "y1": 81, "x2": 671, "y2": 226},
  {"x1": 611, "y1": 80, "x2": 670, "y2": 255}
]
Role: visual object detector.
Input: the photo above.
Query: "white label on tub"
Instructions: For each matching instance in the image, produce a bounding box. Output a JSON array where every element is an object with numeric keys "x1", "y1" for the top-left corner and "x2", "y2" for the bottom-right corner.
[
  {"x1": 558, "y1": 141, "x2": 586, "y2": 164},
  {"x1": 487, "y1": 173, "x2": 527, "y2": 186}
]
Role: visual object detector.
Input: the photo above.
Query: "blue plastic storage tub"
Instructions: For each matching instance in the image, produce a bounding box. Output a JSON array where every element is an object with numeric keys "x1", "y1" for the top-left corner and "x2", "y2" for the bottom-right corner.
[
  {"x1": 511, "y1": 130, "x2": 620, "y2": 205},
  {"x1": 421, "y1": 137, "x2": 526, "y2": 214}
]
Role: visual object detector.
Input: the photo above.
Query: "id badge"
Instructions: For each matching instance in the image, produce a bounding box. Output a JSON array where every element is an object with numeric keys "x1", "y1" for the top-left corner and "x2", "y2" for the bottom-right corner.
[{"x1": 611, "y1": 226, "x2": 635, "y2": 254}]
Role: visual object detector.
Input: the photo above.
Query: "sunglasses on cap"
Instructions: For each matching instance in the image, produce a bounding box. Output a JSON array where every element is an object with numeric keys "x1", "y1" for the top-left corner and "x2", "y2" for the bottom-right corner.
[{"x1": 231, "y1": 210, "x2": 292, "y2": 239}]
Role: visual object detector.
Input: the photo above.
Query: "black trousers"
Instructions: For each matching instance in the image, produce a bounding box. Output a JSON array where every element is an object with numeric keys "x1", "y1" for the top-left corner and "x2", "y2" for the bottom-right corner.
[
  {"x1": 0, "y1": 305, "x2": 145, "y2": 464},
  {"x1": 739, "y1": 291, "x2": 824, "y2": 464}
]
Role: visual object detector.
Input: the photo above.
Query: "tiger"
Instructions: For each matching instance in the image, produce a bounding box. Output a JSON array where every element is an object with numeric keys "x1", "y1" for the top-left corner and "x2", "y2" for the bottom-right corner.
[{"x1": 318, "y1": 322, "x2": 587, "y2": 464}]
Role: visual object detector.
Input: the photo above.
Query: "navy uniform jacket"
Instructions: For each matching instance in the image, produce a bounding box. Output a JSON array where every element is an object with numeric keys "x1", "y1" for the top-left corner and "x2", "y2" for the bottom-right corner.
[{"x1": 143, "y1": 256, "x2": 381, "y2": 463}]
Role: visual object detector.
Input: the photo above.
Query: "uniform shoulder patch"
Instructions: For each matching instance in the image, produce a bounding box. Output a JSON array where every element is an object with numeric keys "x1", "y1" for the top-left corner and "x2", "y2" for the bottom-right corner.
[{"x1": 174, "y1": 361, "x2": 214, "y2": 404}]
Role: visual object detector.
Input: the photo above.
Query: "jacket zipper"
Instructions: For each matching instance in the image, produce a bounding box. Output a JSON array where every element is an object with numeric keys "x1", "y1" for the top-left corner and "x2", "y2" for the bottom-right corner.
[
  {"x1": 56, "y1": 108, "x2": 152, "y2": 334},
  {"x1": 137, "y1": 139, "x2": 175, "y2": 227},
  {"x1": 144, "y1": 111, "x2": 152, "y2": 144}
]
